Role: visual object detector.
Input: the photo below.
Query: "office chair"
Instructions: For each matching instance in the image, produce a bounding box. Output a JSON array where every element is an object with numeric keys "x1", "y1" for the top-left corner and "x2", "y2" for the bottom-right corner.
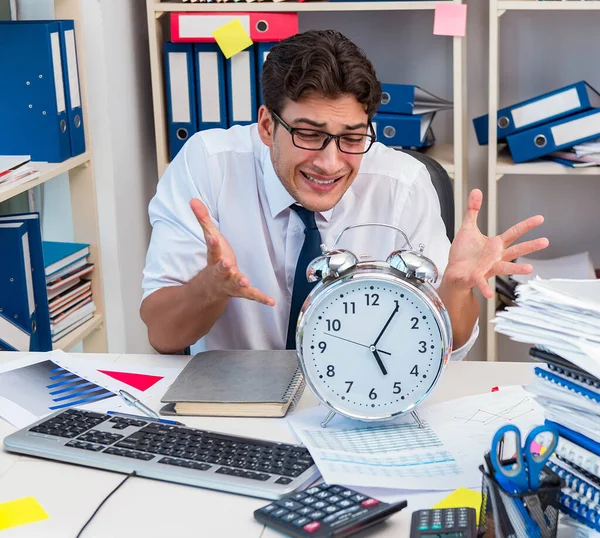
[{"x1": 400, "y1": 149, "x2": 455, "y2": 242}]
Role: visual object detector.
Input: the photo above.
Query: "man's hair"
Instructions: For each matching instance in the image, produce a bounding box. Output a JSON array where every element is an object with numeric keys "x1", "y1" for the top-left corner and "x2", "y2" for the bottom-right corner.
[{"x1": 261, "y1": 29, "x2": 382, "y2": 119}]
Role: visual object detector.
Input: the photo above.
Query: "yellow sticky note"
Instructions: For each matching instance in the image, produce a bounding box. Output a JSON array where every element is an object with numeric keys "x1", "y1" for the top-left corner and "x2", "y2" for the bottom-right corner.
[
  {"x1": 433, "y1": 488, "x2": 483, "y2": 521},
  {"x1": 212, "y1": 19, "x2": 253, "y2": 59},
  {"x1": 0, "y1": 496, "x2": 49, "y2": 531}
]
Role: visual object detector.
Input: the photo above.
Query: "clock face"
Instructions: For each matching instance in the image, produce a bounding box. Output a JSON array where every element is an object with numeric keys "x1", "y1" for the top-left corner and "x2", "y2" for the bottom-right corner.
[{"x1": 299, "y1": 276, "x2": 446, "y2": 420}]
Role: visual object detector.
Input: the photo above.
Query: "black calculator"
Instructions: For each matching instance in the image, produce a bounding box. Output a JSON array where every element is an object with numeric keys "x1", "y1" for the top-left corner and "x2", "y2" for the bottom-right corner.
[
  {"x1": 254, "y1": 482, "x2": 407, "y2": 537},
  {"x1": 410, "y1": 508, "x2": 477, "y2": 538}
]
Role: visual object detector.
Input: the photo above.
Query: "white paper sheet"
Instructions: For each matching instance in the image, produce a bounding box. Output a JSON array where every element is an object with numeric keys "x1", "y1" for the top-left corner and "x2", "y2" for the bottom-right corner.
[
  {"x1": 287, "y1": 387, "x2": 544, "y2": 492},
  {"x1": 288, "y1": 405, "x2": 466, "y2": 491}
]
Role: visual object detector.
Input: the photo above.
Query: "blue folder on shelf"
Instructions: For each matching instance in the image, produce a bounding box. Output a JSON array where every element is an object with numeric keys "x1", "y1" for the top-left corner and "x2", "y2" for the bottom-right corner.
[
  {"x1": 0, "y1": 21, "x2": 71, "y2": 162},
  {"x1": 378, "y1": 83, "x2": 453, "y2": 115},
  {"x1": 255, "y1": 42, "x2": 275, "y2": 108},
  {"x1": 55, "y1": 20, "x2": 85, "y2": 157},
  {"x1": 164, "y1": 42, "x2": 197, "y2": 160},
  {"x1": 226, "y1": 46, "x2": 257, "y2": 127},
  {"x1": 0, "y1": 222, "x2": 38, "y2": 351},
  {"x1": 373, "y1": 112, "x2": 435, "y2": 148},
  {"x1": 473, "y1": 81, "x2": 600, "y2": 145},
  {"x1": 0, "y1": 213, "x2": 52, "y2": 351},
  {"x1": 193, "y1": 43, "x2": 227, "y2": 132},
  {"x1": 0, "y1": 20, "x2": 85, "y2": 157},
  {"x1": 507, "y1": 108, "x2": 600, "y2": 163}
]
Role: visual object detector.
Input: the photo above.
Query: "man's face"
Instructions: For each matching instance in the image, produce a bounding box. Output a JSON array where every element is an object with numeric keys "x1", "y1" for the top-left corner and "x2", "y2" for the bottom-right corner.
[{"x1": 257, "y1": 94, "x2": 371, "y2": 213}]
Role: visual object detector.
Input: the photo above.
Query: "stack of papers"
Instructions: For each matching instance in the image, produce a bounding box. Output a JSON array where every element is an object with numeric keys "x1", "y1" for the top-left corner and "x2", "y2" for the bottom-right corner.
[
  {"x1": 493, "y1": 278, "x2": 600, "y2": 378},
  {"x1": 493, "y1": 277, "x2": 600, "y2": 533},
  {"x1": 0, "y1": 155, "x2": 39, "y2": 190}
]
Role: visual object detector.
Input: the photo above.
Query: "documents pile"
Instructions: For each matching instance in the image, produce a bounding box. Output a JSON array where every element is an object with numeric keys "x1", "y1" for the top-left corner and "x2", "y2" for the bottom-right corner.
[
  {"x1": 373, "y1": 84, "x2": 453, "y2": 150},
  {"x1": 473, "y1": 80, "x2": 600, "y2": 164},
  {"x1": 496, "y1": 251, "x2": 597, "y2": 312},
  {"x1": 493, "y1": 278, "x2": 600, "y2": 532},
  {"x1": 165, "y1": 12, "x2": 298, "y2": 159},
  {"x1": 0, "y1": 212, "x2": 95, "y2": 352},
  {"x1": 0, "y1": 156, "x2": 39, "y2": 191},
  {"x1": 43, "y1": 241, "x2": 96, "y2": 343}
]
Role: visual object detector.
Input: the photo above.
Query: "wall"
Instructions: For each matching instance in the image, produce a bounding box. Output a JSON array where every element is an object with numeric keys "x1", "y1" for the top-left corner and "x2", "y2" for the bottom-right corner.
[{"x1": 80, "y1": 0, "x2": 156, "y2": 353}]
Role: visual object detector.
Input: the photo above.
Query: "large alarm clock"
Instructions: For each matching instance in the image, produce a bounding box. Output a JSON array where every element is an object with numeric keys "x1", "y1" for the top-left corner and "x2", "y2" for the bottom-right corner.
[{"x1": 296, "y1": 223, "x2": 452, "y2": 427}]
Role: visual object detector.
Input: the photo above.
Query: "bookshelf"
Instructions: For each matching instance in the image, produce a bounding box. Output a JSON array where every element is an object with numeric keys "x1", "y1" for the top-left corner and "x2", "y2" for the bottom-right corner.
[
  {"x1": 146, "y1": 0, "x2": 468, "y2": 236},
  {"x1": 486, "y1": 0, "x2": 600, "y2": 362},
  {"x1": 1, "y1": 0, "x2": 108, "y2": 353}
]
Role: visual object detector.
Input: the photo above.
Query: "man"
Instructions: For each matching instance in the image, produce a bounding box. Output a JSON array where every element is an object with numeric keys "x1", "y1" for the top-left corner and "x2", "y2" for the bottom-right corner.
[{"x1": 141, "y1": 30, "x2": 548, "y2": 357}]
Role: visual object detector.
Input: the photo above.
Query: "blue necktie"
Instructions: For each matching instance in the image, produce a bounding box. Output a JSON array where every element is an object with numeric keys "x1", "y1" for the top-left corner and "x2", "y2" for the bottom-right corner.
[{"x1": 286, "y1": 205, "x2": 322, "y2": 350}]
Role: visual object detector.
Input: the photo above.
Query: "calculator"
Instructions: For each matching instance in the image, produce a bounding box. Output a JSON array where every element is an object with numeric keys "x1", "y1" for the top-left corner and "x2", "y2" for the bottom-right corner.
[
  {"x1": 410, "y1": 508, "x2": 477, "y2": 538},
  {"x1": 254, "y1": 482, "x2": 407, "y2": 537}
]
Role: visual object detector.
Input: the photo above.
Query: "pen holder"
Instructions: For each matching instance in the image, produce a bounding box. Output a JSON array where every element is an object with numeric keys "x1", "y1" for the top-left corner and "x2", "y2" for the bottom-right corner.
[{"x1": 478, "y1": 463, "x2": 562, "y2": 538}]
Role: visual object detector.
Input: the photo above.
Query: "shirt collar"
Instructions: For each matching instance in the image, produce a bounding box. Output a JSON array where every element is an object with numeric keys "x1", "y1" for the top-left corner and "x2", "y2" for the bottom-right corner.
[{"x1": 262, "y1": 148, "x2": 334, "y2": 222}]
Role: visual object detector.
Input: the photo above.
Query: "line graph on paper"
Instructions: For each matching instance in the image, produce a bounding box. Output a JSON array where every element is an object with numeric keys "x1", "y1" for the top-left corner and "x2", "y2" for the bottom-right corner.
[{"x1": 453, "y1": 396, "x2": 539, "y2": 427}]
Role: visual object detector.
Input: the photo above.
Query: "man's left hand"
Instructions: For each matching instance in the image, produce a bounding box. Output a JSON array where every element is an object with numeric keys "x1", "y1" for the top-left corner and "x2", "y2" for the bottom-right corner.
[{"x1": 443, "y1": 188, "x2": 549, "y2": 299}]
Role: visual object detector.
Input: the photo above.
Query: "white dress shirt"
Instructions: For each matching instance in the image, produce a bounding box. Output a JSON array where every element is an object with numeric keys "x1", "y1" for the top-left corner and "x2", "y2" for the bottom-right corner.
[{"x1": 143, "y1": 125, "x2": 478, "y2": 359}]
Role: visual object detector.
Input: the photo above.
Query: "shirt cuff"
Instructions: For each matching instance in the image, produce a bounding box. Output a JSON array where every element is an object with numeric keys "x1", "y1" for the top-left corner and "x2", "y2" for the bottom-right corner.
[{"x1": 449, "y1": 320, "x2": 479, "y2": 361}]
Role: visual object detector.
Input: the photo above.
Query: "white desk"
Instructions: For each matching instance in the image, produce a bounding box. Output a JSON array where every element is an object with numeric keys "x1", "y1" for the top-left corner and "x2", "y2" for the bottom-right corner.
[{"x1": 0, "y1": 353, "x2": 535, "y2": 538}]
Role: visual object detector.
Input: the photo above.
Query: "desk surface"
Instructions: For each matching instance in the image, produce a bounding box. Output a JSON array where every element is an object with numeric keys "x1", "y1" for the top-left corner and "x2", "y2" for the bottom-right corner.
[{"x1": 0, "y1": 353, "x2": 535, "y2": 538}]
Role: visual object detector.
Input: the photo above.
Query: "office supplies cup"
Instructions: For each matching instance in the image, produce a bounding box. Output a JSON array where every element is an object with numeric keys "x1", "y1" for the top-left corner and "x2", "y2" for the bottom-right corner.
[{"x1": 478, "y1": 460, "x2": 562, "y2": 538}]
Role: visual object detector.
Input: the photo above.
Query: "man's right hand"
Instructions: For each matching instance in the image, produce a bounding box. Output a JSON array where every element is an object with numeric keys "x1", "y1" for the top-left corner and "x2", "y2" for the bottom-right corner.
[{"x1": 190, "y1": 198, "x2": 275, "y2": 307}]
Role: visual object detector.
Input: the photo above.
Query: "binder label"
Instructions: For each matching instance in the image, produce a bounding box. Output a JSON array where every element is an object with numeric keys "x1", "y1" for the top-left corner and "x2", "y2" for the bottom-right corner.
[
  {"x1": 168, "y1": 52, "x2": 191, "y2": 124},
  {"x1": 21, "y1": 233, "x2": 35, "y2": 316},
  {"x1": 230, "y1": 51, "x2": 252, "y2": 122},
  {"x1": 50, "y1": 32, "x2": 66, "y2": 114},
  {"x1": 180, "y1": 15, "x2": 251, "y2": 40},
  {"x1": 64, "y1": 30, "x2": 81, "y2": 109},
  {"x1": 512, "y1": 88, "x2": 580, "y2": 129},
  {"x1": 198, "y1": 51, "x2": 221, "y2": 123},
  {"x1": 551, "y1": 111, "x2": 600, "y2": 146}
]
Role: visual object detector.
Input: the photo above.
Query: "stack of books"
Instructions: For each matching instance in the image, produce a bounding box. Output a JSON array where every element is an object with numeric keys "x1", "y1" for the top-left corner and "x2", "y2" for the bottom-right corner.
[
  {"x1": 493, "y1": 278, "x2": 600, "y2": 532},
  {"x1": 373, "y1": 83, "x2": 453, "y2": 150},
  {"x1": 0, "y1": 156, "x2": 39, "y2": 191},
  {"x1": 473, "y1": 80, "x2": 600, "y2": 164},
  {"x1": 43, "y1": 241, "x2": 95, "y2": 343}
]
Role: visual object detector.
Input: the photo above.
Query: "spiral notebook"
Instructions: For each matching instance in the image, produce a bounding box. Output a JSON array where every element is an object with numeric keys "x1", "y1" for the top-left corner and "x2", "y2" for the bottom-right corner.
[{"x1": 160, "y1": 350, "x2": 305, "y2": 418}]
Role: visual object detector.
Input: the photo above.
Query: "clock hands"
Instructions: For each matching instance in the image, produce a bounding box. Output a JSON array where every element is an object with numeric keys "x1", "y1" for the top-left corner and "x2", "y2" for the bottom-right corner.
[
  {"x1": 371, "y1": 348, "x2": 388, "y2": 376},
  {"x1": 324, "y1": 333, "x2": 390, "y2": 376},
  {"x1": 323, "y1": 333, "x2": 391, "y2": 355},
  {"x1": 372, "y1": 304, "x2": 399, "y2": 348}
]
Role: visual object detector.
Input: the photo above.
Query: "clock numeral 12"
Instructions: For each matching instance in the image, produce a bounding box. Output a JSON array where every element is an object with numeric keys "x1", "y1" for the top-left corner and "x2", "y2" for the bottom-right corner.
[{"x1": 365, "y1": 293, "x2": 379, "y2": 306}]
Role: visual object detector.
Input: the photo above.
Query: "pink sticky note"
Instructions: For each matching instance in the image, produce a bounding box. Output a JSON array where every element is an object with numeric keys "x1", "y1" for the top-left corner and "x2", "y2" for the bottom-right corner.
[{"x1": 433, "y1": 4, "x2": 467, "y2": 37}]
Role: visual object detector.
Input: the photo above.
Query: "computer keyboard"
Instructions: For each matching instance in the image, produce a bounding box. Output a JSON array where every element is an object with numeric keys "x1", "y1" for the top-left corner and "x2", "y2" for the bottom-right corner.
[{"x1": 3, "y1": 408, "x2": 320, "y2": 499}]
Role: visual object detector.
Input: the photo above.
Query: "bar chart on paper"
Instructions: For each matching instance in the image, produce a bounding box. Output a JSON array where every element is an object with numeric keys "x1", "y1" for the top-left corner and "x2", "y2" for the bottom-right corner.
[
  {"x1": 0, "y1": 359, "x2": 115, "y2": 418},
  {"x1": 288, "y1": 408, "x2": 464, "y2": 491}
]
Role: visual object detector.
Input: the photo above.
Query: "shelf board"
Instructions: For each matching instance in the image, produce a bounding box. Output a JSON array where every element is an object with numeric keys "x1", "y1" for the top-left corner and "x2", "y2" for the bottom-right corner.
[
  {"x1": 0, "y1": 152, "x2": 91, "y2": 203},
  {"x1": 53, "y1": 314, "x2": 104, "y2": 351},
  {"x1": 498, "y1": 1, "x2": 600, "y2": 11},
  {"x1": 155, "y1": 1, "x2": 451, "y2": 13},
  {"x1": 424, "y1": 144, "x2": 455, "y2": 175},
  {"x1": 497, "y1": 151, "x2": 600, "y2": 175}
]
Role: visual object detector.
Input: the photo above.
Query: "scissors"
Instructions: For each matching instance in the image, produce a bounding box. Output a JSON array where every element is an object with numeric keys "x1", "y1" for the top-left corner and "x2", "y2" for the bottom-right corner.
[{"x1": 490, "y1": 424, "x2": 558, "y2": 494}]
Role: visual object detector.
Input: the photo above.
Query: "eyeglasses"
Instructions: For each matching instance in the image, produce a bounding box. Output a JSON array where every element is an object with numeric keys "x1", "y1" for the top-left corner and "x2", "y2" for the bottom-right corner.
[{"x1": 270, "y1": 110, "x2": 376, "y2": 155}]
